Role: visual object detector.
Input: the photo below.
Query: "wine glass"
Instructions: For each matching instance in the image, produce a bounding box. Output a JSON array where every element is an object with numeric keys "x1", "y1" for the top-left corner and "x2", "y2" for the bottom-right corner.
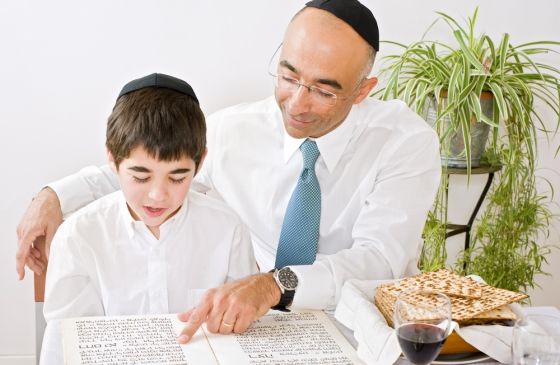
[
  {"x1": 512, "y1": 314, "x2": 560, "y2": 365},
  {"x1": 394, "y1": 289, "x2": 452, "y2": 365}
]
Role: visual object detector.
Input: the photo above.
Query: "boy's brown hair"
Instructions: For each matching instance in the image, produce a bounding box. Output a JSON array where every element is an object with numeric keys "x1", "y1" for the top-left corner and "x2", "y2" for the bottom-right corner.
[{"x1": 106, "y1": 86, "x2": 206, "y2": 169}]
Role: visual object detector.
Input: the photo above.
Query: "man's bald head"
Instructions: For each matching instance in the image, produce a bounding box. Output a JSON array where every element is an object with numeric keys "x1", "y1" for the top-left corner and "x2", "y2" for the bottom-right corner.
[{"x1": 287, "y1": 7, "x2": 375, "y2": 81}]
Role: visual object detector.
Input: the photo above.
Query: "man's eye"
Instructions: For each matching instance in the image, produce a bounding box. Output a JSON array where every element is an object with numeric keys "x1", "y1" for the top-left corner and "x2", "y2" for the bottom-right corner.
[
  {"x1": 132, "y1": 176, "x2": 149, "y2": 183},
  {"x1": 281, "y1": 75, "x2": 299, "y2": 85},
  {"x1": 314, "y1": 88, "x2": 336, "y2": 99},
  {"x1": 170, "y1": 177, "x2": 186, "y2": 184}
]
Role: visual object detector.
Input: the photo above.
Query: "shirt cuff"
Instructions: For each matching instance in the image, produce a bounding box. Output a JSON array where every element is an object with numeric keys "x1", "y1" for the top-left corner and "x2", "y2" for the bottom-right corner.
[
  {"x1": 289, "y1": 263, "x2": 335, "y2": 310},
  {"x1": 48, "y1": 173, "x2": 96, "y2": 218}
]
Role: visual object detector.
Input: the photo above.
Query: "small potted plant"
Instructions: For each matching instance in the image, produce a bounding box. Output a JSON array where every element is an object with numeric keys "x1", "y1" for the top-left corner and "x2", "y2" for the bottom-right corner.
[{"x1": 374, "y1": 8, "x2": 560, "y2": 292}]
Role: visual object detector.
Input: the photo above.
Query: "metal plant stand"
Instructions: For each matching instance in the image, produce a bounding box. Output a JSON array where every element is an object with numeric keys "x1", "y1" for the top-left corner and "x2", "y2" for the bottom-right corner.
[{"x1": 443, "y1": 165, "x2": 502, "y2": 266}]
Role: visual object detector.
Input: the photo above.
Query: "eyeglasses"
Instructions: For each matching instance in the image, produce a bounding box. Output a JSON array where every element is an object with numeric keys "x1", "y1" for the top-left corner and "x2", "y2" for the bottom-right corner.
[
  {"x1": 267, "y1": 43, "x2": 363, "y2": 107},
  {"x1": 269, "y1": 73, "x2": 341, "y2": 106}
]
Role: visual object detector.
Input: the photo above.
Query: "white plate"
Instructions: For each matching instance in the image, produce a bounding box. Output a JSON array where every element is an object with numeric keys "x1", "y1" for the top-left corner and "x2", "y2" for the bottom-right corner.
[
  {"x1": 432, "y1": 352, "x2": 492, "y2": 364},
  {"x1": 399, "y1": 353, "x2": 493, "y2": 364}
]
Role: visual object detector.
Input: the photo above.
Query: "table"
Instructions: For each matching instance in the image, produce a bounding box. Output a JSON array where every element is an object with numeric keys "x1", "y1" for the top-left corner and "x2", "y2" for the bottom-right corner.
[{"x1": 40, "y1": 307, "x2": 560, "y2": 364}]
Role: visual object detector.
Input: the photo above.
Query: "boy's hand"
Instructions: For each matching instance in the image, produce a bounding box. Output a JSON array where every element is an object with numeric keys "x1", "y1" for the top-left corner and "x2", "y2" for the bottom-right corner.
[
  {"x1": 176, "y1": 273, "x2": 281, "y2": 343},
  {"x1": 16, "y1": 187, "x2": 63, "y2": 279}
]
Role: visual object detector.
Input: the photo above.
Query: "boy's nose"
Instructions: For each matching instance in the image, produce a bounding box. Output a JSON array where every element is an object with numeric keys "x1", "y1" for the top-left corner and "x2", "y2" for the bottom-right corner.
[{"x1": 148, "y1": 183, "x2": 168, "y2": 202}]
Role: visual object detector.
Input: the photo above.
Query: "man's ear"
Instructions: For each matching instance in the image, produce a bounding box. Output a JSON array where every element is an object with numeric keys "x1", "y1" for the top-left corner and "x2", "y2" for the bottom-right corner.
[
  {"x1": 353, "y1": 76, "x2": 378, "y2": 104},
  {"x1": 194, "y1": 148, "x2": 208, "y2": 175},
  {"x1": 106, "y1": 148, "x2": 118, "y2": 173}
]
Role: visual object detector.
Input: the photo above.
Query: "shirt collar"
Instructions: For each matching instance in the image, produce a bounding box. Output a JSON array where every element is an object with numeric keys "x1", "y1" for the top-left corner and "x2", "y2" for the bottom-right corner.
[
  {"x1": 282, "y1": 104, "x2": 360, "y2": 173},
  {"x1": 118, "y1": 192, "x2": 189, "y2": 241}
]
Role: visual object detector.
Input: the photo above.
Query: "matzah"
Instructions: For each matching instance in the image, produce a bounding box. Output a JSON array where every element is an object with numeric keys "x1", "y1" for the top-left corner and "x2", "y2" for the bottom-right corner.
[
  {"x1": 471, "y1": 305, "x2": 517, "y2": 321},
  {"x1": 388, "y1": 269, "x2": 484, "y2": 299},
  {"x1": 374, "y1": 269, "x2": 527, "y2": 326}
]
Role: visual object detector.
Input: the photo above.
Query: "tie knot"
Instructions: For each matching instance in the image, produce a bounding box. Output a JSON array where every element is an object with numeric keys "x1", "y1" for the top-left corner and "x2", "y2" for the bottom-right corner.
[{"x1": 300, "y1": 139, "x2": 320, "y2": 169}]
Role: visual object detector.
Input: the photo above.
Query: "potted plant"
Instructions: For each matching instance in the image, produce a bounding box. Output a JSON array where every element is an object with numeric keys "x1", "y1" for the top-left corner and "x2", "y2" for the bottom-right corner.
[{"x1": 374, "y1": 8, "x2": 560, "y2": 292}]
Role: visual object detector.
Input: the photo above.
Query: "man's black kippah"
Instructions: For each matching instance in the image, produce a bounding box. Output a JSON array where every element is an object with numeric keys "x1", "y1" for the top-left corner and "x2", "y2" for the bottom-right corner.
[
  {"x1": 305, "y1": 0, "x2": 379, "y2": 51},
  {"x1": 117, "y1": 73, "x2": 198, "y2": 103}
]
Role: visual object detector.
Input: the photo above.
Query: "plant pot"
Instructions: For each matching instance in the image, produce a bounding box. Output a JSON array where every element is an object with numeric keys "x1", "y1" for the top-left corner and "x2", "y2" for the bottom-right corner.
[{"x1": 423, "y1": 92, "x2": 493, "y2": 168}]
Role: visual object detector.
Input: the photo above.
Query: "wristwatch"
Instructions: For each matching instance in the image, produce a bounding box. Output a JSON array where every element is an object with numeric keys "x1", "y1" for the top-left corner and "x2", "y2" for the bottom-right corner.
[{"x1": 271, "y1": 267, "x2": 298, "y2": 312}]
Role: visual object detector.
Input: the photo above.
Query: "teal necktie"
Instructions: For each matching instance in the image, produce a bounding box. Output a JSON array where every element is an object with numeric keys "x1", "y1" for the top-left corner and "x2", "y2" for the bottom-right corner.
[{"x1": 275, "y1": 139, "x2": 321, "y2": 268}]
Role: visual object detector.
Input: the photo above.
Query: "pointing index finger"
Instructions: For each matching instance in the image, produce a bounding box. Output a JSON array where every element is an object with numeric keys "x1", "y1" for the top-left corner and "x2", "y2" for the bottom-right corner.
[{"x1": 177, "y1": 298, "x2": 212, "y2": 343}]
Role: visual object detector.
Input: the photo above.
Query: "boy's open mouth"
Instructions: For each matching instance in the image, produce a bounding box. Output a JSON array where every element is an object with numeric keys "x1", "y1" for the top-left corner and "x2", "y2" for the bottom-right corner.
[{"x1": 143, "y1": 206, "x2": 166, "y2": 217}]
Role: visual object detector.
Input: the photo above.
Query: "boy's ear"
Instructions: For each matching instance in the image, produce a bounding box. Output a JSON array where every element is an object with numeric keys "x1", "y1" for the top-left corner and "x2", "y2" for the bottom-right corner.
[
  {"x1": 106, "y1": 148, "x2": 118, "y2": 173},
  {"x1": 194, "y1": 148, "x2": 208, "y2": 175}
]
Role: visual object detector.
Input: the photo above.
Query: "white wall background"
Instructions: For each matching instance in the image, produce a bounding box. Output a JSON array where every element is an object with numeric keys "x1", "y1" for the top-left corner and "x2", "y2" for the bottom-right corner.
[{"x1": 1, "y1": 1, "x2": 559, "y2": 362}]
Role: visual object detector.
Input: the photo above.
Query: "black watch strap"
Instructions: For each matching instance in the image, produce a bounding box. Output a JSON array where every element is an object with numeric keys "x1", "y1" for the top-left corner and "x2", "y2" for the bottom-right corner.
[
  {"x1": 271, "y1": 288, "x2": 295, "y2": 312},
  {"x1": 269, "y1": 269, "x2": 296, "y2": 312}
]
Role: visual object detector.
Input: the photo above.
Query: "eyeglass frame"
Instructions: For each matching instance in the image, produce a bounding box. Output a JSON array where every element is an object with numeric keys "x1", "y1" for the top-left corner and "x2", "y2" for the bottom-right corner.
[{"x1": 267, "y1": 43, "x2": 366, "y2": 107}]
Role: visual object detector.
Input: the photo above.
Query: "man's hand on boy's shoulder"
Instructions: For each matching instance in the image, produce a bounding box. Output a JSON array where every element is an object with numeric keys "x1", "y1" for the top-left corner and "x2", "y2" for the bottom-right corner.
[
  {"x1": 176, "y1": 273, "x2": 281, "y2": 343},
  {"x1": 16, "y1": 187, "x2": 63, "y2": 279}
]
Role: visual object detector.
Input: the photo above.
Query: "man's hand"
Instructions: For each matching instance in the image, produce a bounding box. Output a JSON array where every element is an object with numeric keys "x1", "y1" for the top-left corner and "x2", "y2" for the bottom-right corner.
[
  {"x1": 176, "y1": 273, "x2": 281, "y2": 343},
  {"x1": 16, "y1": 187, "x2": 63, "y2": 279}
]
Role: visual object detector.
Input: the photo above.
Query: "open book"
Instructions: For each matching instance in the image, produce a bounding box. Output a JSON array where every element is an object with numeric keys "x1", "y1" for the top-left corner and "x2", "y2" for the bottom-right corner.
[{"x1": 61, "y1": 309, "x2": 364, "y2": 364}]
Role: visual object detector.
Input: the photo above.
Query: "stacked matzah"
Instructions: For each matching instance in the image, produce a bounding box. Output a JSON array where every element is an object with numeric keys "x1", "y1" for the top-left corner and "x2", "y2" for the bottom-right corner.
[{"x1": 374, "y1": 269, "x2": 527, "y2": 327}]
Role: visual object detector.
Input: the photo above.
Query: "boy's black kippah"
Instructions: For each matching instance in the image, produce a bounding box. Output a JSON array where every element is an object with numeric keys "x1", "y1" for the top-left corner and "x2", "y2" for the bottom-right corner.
[
  {"x1": 117, "y1": 73, "x2": 198, "y2": 103},
  {"x1": 305, "y1": 0, "x2": 379, "y2": 51}
]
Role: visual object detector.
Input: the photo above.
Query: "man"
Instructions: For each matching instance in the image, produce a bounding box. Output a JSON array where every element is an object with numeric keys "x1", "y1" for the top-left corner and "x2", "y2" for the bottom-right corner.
[{"x1": 16, "y1": 0, "x2": 440, "y2": 343}]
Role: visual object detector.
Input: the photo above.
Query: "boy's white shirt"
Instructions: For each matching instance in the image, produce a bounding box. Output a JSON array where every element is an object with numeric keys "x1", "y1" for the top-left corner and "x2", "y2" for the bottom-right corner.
[{"x1": 43, "y1": 190, "x2": 258, "y2": 321}]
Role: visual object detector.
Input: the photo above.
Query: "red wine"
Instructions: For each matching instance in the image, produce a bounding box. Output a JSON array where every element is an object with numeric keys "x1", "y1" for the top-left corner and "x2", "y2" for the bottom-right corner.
[{"x1": 397, "y1": 323, "x2": 447, "y2": 364}]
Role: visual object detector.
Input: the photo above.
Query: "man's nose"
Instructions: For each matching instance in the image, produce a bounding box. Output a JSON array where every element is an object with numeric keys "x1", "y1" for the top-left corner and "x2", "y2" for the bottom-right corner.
[{"x1": 286, "y1": 85, "x2": 312, "y2": 114}]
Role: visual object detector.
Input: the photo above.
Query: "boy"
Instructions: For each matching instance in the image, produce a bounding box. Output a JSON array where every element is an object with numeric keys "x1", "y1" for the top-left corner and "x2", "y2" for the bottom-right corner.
[{"x1": 43, "y1": 73, "x2": 257, "y2": 320}]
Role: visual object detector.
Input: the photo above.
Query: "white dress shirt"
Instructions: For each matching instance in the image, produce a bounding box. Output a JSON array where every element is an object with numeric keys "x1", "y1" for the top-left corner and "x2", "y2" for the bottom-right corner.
[
  {"x1": 50, "y1": 96, "x2": 440, "y2": 311},
  {"x1": 43, "y1": 190, "x2": 257, "y2": 321}
]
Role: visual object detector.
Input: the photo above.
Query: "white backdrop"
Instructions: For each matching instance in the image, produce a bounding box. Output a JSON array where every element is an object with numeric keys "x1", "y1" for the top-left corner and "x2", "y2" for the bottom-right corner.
[{"x1": 1, "y1": 1, "x2": 559, "y2": 362}]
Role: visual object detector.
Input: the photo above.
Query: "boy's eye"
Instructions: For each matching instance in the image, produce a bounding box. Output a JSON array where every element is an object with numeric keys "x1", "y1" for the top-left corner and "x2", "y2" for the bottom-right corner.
[
  {"x1": 170, "y1": 177, "x2": 186, "y2": 184},
  {"x1": 132, "y1": 176, "x2": 150, "y2": 183}
]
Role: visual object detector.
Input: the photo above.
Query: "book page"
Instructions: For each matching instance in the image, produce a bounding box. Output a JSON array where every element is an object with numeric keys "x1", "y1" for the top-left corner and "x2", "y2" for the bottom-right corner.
[
  {"x1": 206, "y1": 310, "x2": 364, "y2": 365},
  {"x1": 61, "y1": 310, "x2": 363, "y2": 365},
  {"x1": 61, "y1": 314, "x2": 217, "y2": 365}
]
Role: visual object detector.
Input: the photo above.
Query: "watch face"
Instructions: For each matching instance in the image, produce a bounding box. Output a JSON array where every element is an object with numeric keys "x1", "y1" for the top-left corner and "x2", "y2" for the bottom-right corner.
[{"x1": 278, "y1": 268, "x2": 298, "y2": 290}]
